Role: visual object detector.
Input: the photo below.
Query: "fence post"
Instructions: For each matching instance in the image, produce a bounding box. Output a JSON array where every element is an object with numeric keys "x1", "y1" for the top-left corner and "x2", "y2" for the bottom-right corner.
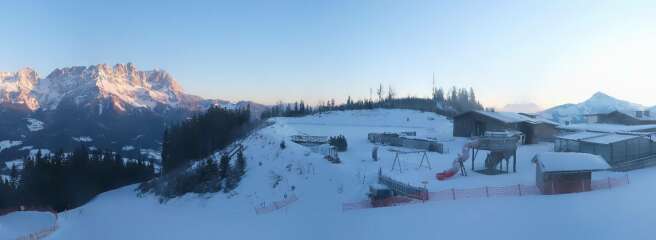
[
  {"x1": 518, "y1": 184, "x2": 522, "y2": 196},
  {"x1": 626, "y1": 174, "x2": 630, "y2": 184},
  {"x1": 451, "y1": 188, "x2": 456, "y2": 200},
  {"x1": 485, "y1": 186, "x2": 489, "y2": 198},
  {"x1": 607, "y1": 177, "x2": 612, "y2": 189}
]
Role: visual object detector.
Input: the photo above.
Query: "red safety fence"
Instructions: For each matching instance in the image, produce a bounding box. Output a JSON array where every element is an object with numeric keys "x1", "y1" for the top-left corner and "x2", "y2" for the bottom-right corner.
[
  {"x1": 343, "y1": 175, "x2": 630, "y2": 212},
  {"x1": 254, "y1": 194, "x2": 299, "y2": 215}
]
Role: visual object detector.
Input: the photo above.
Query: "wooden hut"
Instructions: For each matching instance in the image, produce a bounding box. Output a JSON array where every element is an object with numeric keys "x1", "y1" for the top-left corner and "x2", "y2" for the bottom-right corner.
[
  {"x1": 532, "y1": 152, "x2": 610, "y2": 194},
  {"x1": 453, "y1": 110, "x2": 558, "y2": 144}
]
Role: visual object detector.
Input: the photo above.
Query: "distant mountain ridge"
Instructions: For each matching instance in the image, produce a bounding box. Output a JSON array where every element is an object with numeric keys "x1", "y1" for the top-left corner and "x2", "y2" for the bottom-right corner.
[
  {"x1": 0, "y1": 63, "x2": 267, "y2": 163},
  {"x1": 540, "y1": 92, "x2": 651, "y2": 123}
]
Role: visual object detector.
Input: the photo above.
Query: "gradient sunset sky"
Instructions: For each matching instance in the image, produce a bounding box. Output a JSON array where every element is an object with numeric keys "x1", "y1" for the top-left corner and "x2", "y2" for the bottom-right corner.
[{"x1": 1, "y1": 0, "x2": 655, "y2": 109}]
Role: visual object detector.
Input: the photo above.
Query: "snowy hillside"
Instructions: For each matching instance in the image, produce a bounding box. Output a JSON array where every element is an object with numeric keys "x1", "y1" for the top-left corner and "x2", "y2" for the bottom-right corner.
[
  {"x1": 541, "y1": 92, "x2": 646, "y2": 123},
  {"x1": 0, "y1": 109, "x2": 643, "y2": 240}
]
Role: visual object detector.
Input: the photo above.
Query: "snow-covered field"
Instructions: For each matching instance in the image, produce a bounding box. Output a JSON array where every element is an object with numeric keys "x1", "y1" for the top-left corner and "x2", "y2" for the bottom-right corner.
[
  {"x1": 0, "y1": 211, "x2": 56, "y2": 239},
  {"x1": 3, "y1": 109, "x2": 654, "y2": 240}
]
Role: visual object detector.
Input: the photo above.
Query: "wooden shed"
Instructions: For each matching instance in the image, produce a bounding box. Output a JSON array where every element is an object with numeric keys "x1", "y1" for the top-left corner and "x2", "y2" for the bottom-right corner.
[
  {"x1": 453, "y1": 110, "x2": 558, "y2": 144},
  {"x1": 532, "y1": 152, "x2": 610, "y2": 194}
]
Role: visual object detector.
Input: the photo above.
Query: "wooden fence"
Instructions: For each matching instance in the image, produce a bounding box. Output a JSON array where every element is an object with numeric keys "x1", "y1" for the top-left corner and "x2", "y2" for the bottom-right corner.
[
  {"x1": 343, "y1": 175, "x2": 630, "y2": 212},
  {"x1": 254, "y1": 194, "x2": 299, "y2": 215},
  {"x1": 378, "y1": 174, "x2": 429, "y2": 201}
]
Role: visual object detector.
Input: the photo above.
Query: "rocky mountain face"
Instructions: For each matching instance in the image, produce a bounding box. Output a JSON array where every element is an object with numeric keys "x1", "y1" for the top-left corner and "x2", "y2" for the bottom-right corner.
[
  {"x1": 0, "y1": 63, "x2": 266, "y2": 162},
  {"x1": 540, "y1": 92, "x2": 649, "y2": 124}
]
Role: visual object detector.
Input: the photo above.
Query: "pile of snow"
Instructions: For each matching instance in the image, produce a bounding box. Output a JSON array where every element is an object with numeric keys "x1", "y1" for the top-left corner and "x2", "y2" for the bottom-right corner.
[
  {"x1": 25, "y1": 118, "x2": 44, "y2": 132},
  {"x1": 72, "y1": 136, "x2": 93, "y2": 142},
  {"x1": 0, "y1": 140, "x2": 22, "y2": 153},
  {"x1": 0, "y1": 211, "x2": 56, "y2": 239}
]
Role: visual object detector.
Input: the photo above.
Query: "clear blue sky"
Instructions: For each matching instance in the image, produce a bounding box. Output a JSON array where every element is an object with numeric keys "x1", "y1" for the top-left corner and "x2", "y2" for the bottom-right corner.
[{"x1": 1, "y1": 0, "x2": 655, "y2": 109}]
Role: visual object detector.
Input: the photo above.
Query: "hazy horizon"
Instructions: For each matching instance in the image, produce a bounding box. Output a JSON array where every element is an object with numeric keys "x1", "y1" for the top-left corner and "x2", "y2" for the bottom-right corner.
[{"x1": 2, "y1": 0, "x2": 655, "y2": 109}]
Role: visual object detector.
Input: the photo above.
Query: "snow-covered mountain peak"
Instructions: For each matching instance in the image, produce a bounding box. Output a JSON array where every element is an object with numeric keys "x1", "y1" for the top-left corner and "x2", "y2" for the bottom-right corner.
[
  {"x1": 31, "y1": 63, "x2": 196, "y2": 111},
  {"x1": 0, "y1": 67, "x2": 40, "y2": 110},
  {"x1": 541, "y1": 91, "x2": 646, "y2": 123}
]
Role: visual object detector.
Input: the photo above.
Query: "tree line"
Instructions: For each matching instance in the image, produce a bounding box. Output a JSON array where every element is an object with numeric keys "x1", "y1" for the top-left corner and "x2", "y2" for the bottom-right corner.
[
  {"x1": 260, "y1": 84, "x2": 484, "y2": 119},
  {"x1": 162, "y1": 106, "x2": 251, "y2": 174},
  {"x1": 141, "y1": 106, "x2": 252, "y2": 199},
  {"x1": 0, "y1": 147, "x2": 154, "y2": 211}
]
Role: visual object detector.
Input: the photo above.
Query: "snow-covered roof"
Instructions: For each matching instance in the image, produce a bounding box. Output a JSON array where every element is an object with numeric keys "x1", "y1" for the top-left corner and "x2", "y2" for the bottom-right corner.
[
  {"x1": 580, "y1": 134, "x2": 640, "y2": 144},
  {"x1": 557, "y1": 131, "x2": 641, "y2": 144},
  {"x1": 618, "y1": 110, "x2": 656, "y2": 121},
  {"x1": 557, "y1": 132, "x2": 607, "y2": 141},
  {"x1": 533, "y1": 152, "x2": 610, "y2": 172},
  {"x1": 559, "y1": 123, "x2": 656, "y2": 133},
  {"x1": 466, "y1": 110, "x2": 558, "y2": 125}
]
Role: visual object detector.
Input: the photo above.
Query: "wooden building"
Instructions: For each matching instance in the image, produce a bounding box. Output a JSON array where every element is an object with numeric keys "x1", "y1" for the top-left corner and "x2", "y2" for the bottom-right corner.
[
  {"x1": 453, "y1": 110, "x2": 559, "y2": 144},
  {"x1": 554, "y1": 132, "x2": 656, "y2": 166},
  {"x1": 532, "y1": 152, "x2": 610, "y2": 194},
  {"x1": 368, "y1": 132, "x2": 444, "y2": 153}
]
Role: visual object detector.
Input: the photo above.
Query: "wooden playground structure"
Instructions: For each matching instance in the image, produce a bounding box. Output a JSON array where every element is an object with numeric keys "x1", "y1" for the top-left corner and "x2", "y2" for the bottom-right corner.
[{"x1": 471, "y1": 133, "x2": 519, "y2": 174}]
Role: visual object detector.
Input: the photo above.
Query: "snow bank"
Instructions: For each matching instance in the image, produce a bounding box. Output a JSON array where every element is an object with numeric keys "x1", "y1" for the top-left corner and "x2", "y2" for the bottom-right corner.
[{"x1": 0, "y1": 211, "x2": 56, "y2": 239}]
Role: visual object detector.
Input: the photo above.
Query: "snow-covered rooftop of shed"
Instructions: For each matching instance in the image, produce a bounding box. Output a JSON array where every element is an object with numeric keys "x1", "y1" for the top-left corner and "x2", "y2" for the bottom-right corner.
[
  {"x1": 533, "y1": 152, "x2": 610, "y2": 172},
  {"x1": 580, "y1": 134, "x2": 640, "y2": 144},
  {"x1": 557, "y1": 131, "x2": 607, "y2": 141},
  {"x1": 472, "y1": 110, "x2": 558, "y2": 125},
  {"x1": 560, "y1": 123, "x2": 656, "y2": 133}
]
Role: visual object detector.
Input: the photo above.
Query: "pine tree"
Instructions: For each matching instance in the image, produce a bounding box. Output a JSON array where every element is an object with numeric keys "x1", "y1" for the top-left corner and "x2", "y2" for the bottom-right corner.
[
  {"x1": 235, "y1": 149, "x2": 246, "y2": 178},
  {"x1": 218, "y1": 154, "x2": 230, "y2": 182}
]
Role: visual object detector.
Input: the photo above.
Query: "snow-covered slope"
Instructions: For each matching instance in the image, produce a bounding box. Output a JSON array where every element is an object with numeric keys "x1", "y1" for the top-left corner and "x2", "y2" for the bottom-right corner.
[
  {"x1": 541, "y1": 92, "x2": 646, "y2": 123},
  {"x1": 0, "y1": 211, "x2": 56, "y2": 239},
  {"x1": 18, "y1": 109, "x2": 646, "y2": 240}
]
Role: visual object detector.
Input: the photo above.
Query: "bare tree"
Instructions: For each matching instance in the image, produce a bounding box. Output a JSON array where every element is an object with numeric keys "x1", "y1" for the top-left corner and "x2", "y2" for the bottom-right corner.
[
  {"x1": 387, "y1": 85, "x2": 396, "y2": 101},
  {"x1": 376, "y1": 84, "x2": 385, "y2": 103}
]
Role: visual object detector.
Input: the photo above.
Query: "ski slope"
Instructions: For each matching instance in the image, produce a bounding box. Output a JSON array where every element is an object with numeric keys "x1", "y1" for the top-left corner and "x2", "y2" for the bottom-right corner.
[{"x1": 3, "y1": 109, "x2": 652, "y2": 240}]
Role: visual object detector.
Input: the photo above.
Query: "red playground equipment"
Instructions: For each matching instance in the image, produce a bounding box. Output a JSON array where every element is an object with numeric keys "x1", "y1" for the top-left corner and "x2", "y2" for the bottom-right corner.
[{"x1": 437, "y1": 140, "x2": 478, "y2": 180}]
